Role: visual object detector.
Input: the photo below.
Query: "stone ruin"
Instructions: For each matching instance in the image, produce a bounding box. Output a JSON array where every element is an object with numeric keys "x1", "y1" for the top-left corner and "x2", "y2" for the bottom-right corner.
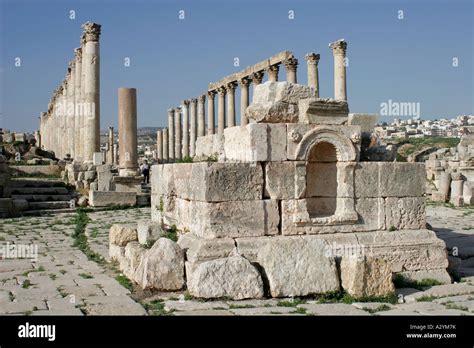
[
  {"x1": 426, "y1": 134, "x2": 474, "y2": 206},
  {"x1": 109, "y1": 40, "x2": 450, "y2": 300}
]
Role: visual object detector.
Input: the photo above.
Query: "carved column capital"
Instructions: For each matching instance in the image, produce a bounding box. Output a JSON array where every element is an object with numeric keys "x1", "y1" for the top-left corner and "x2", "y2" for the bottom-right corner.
[
  {"x1": 182, "y1": 99, "x2": 190, "y2": 107},
  {"x1": 239, "y1": 77, "x2": 251, "y2": 88},
  {"x1": 305, "y1": 53, "x2": 320, "y2": 65},
  {"x1": 207, "y1": 90, "x2": 216, "y2": 99},
  {"x1": 265, "y1": 64, "x2": 280, "y2": 73},
  {"x1": 198, "y1": 94, "x2": 206, "y2": 104},
  {"x1": 74, "y1": 47, "x2": 82, "y2": 62},
  {"x1": 82, "y1": 21, "x2": 101, "y2": 42},
  {"x1": 190, "y1": 98, "x2": 198, "y2": 106},
  {"x1": 329, "y1": 39, "x2": 347, "y2": 55},
  {"x1": 217, "y1": 86, "x2": 226, "y2": 96},
  {"x1": 284, "y1": 56, "x2": 298, "y2": 72},
  {"x1": 250, "y1": 71, "x2": 264, "y2": 84},
  {"x1": 226, "y1": 82, "x2": 237, "y2": 94}
]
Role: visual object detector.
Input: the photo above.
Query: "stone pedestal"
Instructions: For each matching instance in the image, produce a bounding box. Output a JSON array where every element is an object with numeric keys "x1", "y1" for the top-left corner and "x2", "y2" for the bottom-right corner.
[
  {"x1": 118, "y1": 87, "x2": 138, "y2": 177},
  {"x1": 450, "y1": 175, "x2": 464, "y2": 207}
]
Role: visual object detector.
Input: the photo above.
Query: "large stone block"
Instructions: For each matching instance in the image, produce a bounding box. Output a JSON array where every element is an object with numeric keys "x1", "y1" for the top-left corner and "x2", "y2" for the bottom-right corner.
[
  {"x1": 89, "y1": 191, "x2": 137, "y2": 207},
  {"x1": 298, "y1": 98, "x2": 349, "y2": 124},
  {"x1": 379, "y1": 163, "x2": 425, "y2": 197},
  {"x1": 170, "y1": 198, "x2": 279, "y2": 239},
  {"x1": 341, "y1": 254, "x2": 395, "y2": 298},
  {"x1": 264, "y1": 161, "x2": 306, "y2": 199},
  {"x1": 123, "y1": 241, "x2": 147, "y2": 283},
  {"x1": 137, "y1": 220, "x2": 163, "y2": 245},
  {"x1": 177, "y1": 233, "x2": 235, "y2": 263},
  {"x1": 385, "y1": 197, "x2": 425, "y2": 230},
  {"x1": 173, "y1": 162, "x2": 263, "y2": 202},
  {"x1": 109, "y1": 224, "x2": 138, "y2": 247},
  {"x1": 355, "y1": 162, "x2": 425, "y2": 198},
  {"x1": 257, "y1": 237, "x2": 340, "y2": 297},
  {"x1": 151, "y1": 164, "x2": 175, "y2": 197},
  {"x1": 187, "y1": 256, "x2": 264, "y2": 300},
  {"x1": 135, "y1": 238, "x2": 185, "y2": 290},
  {"x1": 348, "y1": 113, "x2": 379, "y2": 134},
  {"x1": 246, "y1": 81, "x2": 314, "y2": 123},
  {"x1": 194, "y1": 134, "x2": 225, "y2": 162},
  {"x1": 223, "y1": 123, "x2": 287, "y2": 162}
]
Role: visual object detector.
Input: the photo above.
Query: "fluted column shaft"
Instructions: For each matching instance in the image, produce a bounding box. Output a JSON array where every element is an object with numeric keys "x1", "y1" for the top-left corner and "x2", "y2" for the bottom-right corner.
[
  {"x1": 207, "y1": 91, "x2": 216, "y2": 135},
  {"x1": 108, "y1": 126, "x2": 114, "y2": 164},
  {"x1": 157, "y1": 130, "x2": 163, "y2": 162},
  {"x1": 175, "y1": 108, "x2": 182, "y2": 161},
  {"x1": 239, "y1": 78, "x2": 250, "y2": 126},
  {"x1": 182, "y1": 100, "x2": 190, "y2": 158},
  {"x1": 284, "y1": 57, "x2": 298, "y2": 84},
  {"x1": 197, "y1": 95, "x2": 206, "y2": 137},
  {"x1": 190, "y1": 98, "x2": 197, "y2": 157},
  {"x1": 162, "y1": 128, "x2": 169, "y2": 162},
  {"x1": 167, "y1": 109, "x2": 175, "y2": 162},
  {"x1": 226, "y1": 82, "x2": 236, "y2": 127},
  {"x1": 74, "y1": 48, "x2": 83, "y2": 160},
  {"x1": 217, "y1": 87, "x2": 226, "y2": 135}
]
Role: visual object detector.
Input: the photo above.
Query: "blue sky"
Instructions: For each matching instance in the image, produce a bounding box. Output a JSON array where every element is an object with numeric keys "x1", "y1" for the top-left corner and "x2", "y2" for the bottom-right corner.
[{"x1": 0, "y1": 0, "x2": 473, "y2": 132}]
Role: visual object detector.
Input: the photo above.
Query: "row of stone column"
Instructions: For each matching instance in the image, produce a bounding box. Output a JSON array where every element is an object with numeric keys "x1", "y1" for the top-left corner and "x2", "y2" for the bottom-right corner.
[
  {"x1": 155, "y1": 42, "x2": 348, "y2": 163},
  {"x1": 39, "y1": 21, "x2": 101, "y2": 162}
]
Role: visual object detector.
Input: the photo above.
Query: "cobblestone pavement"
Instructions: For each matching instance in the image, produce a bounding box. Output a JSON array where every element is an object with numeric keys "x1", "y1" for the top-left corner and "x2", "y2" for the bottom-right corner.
[{"x1": 1, "y1": 205, "x2": 474, "y2": 316}]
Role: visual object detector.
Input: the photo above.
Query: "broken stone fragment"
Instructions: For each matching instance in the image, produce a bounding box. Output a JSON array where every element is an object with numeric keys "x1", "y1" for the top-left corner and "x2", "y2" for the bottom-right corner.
[
  {"x1": 341, "y1": 254, "x2": 395, "y2": 298},
  {"x1": 109, "y1": 224, "x2": 138, "y2": 247},
  {"x1": 187, "y1": 256, "x2": 264, "y2": 300}
]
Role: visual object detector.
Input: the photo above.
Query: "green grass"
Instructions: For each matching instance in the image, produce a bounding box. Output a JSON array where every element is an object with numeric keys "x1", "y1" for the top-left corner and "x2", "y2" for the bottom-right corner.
[
  {"x1": 176, "y1": 156, "x2": 194, "y2": 163},
  {"x1": 142, "y1": 299, "x2": 174, "y2": 316},
  {"x1": 115, "y1": 275, "x2": 133, "y2": 291},
  {"x1": 393, "y1": 275, "x2": 444, "y2": 290},
  {"x1": 445, "y1": 303, "x2": 468, "y2": 311},
  {"x1": 292, "y1": 307, "x2": 307, "y2": 314},
  {"x1": 163, "y1": 225, "x2": 178, "y2": 242},
  {"x1": 315, "y1": 290, "x2": 399, "y2": 305},
  {"x1": 228, "y1": 304, "x2": 256, "y2": 309},
  {"x1": 71, "y1": 208, "x2": 105, "y2": 264},
  {"x1": 363, "y1": 304, "x2": 392, "y2": 314},
  {"x1": 417, "y1": 295, "x2": 438, "y2": 302},
  {"x1": 277, "y1": 298, "x2": 306, "y2": 307},
  {"x1": 21, "y1": 279, "x2": 32, "y2": 289}
]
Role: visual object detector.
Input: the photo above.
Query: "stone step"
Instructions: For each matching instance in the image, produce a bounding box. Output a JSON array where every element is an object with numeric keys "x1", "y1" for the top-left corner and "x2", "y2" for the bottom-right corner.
[
  {"x1": 9, "y1": 178, "x2": 66, "y2": 188},
  {"x1": 28, "y1": 201, "x2": 71, "y2": 210},
  {"x1": 11, "y1": 194, "x2": 72, "y2": 202},
  {"x1": 8, "y1": 187, "x2": 69, "y2": 195},
  {"x1": 22, "y1": 208, "x2": 77, "y2": 216}
]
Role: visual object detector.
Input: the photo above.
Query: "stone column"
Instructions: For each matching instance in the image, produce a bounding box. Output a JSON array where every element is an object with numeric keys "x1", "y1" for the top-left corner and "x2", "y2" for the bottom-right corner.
[
  {"x1": 82, "y1": 21, "x2": 101, "y2": 162},
  {"x1": 305, "y1": 53, "x2": 320, "y2": 97},
  {"x1": 239, "y1": 77, "x2": 250, "y2": 126},
  {"x1": 182, "y1": 100, "x2": 190, "y2": 158},
  {"x1": 108, "y1": 126, "x2": 114, "y2": 164},
  {"x1": 67, "y1": 62, "x2": 75, "y2": 158},
  {"x1": 162, "y1": 128, "x2": 169, "y2": 162},
  {"x1": 74, "y1": 48, "x2": 83, "y2": 160},
  {"x1": 175, "y1": 107, "x2": 182, "y2": 161},
  {"x1": 157, "y1": 130, "x2": 163, "y2": 162},
  {"x1": 207, "y1": 91, "x2": 216, "y2": 135},
  {"x1": 34, "y1": 130, "x2": 41, "y2": 149},
  {"x1": 60, "y1": 81, "x2": 68, "y2": 159},
  {"x1": 266, "y1": 64, "x2": 279, "y2": 82},
  {"x1": 226, "y1": 82, "x2": 237, "y2": 128},
  {"x1": 450, "y1": 173, "x2": 464, "y2": 207},
  {"x1": 168, "y1": 108, "x2": 175, "y2": 162},
  {"x1": 197, "y1": 95, "x2": 206, "y2": 137},
  {"x1": 190, "y1": 98, "x2": 198, "y2": 156},
  {"x1": 217, "y1": 87, "x2": 226, "y2": 135},
  {"x1": 329, "y1": 39, "x2": 347, "y2": 101},
  {"x1": 113, "y1": 143, "x2": 118, "y2": 165},
  {"x1": 284, "y1": 56, "x2": 298, "y2": 84},
  {"x1": 118, "y1": 87, "x2": 138, "y2": 177},
  {"x1": 80, "y1": 34, "x2": 86, "y2": 160}
]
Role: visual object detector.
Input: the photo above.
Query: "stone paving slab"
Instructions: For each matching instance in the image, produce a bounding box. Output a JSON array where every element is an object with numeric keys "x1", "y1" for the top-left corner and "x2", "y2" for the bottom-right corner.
[
  {"x1": 164, "y1": 300, "x2": 229, "y2": 312},
  {"x1": 174, "y1": 309, "x2": 234, "y2": 316},
  {"x1": 298, "y1": 303, "x2": 370, "y2": 316}
]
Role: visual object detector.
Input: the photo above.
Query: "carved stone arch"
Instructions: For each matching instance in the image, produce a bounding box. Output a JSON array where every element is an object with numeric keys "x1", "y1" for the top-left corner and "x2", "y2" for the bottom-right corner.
[{"x1": 295, "y1": 127, "x2": 357, "y2": 162}]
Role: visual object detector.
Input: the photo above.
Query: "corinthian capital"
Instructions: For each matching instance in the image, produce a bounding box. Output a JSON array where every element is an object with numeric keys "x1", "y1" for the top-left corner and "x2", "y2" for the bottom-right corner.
[
  {"x1": 190, "y1": 98, "x2": 198, "y2": 106},
  {"x1": 82, "y1": 21, "x2": 101, "y2": 42},
  {"x1": 329, "y1": 39, "x2": 347, "y2": 55},
  {"x1": 217, "y1": 86, "x2": 226, "y2": 96},
  {"x1": 305, "y1": 53, "x2": 320, "y2": 65},
  {"x1": 181, "y1": 99, "x2": 190, "y2": 107},
  {"x1": 207, "y1": 90, "x2": 216, "y2": 99},
  {"x1": 284, "y1": 56, "x2": 298, "y2": 71},
  {"x1": 226, "y1": 82, "x2": 237, "y2": 93},
  {"x1": 239, "y1": 77, "x2": 250, "y2": 88},
  {"x1": 250, "y1": 71, "x2": 264, "y2": 84},
  {"x1": 74, "y1": 47, "x2": 82, "y2": 62},
  {"x1": 198, "y1": 94, "x2": 206, "y2": 104}
]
